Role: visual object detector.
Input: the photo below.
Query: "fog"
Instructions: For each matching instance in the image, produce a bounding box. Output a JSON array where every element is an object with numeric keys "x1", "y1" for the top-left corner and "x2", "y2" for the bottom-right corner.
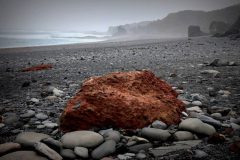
[{"x1": 0, "y1": 0, "x2": 239, "y2": 32}]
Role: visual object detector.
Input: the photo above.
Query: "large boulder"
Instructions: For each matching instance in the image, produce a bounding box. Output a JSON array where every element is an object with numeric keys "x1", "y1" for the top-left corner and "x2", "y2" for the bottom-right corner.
[
  {"x1": 188, "y1": 25, "x2": 207, "y2": 37},
  {"x1": 60, "y1": 71, "x2": 185, "y2": 132},
  {"x1": 209, "y1": 21, "x2": 230, "y2": 35}
]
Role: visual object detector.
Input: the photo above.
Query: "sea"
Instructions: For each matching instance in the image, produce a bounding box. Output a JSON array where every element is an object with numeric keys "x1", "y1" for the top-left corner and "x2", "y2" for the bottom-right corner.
[{"x1": 0, "y1": 30, "x2": 110, "y2": 49}]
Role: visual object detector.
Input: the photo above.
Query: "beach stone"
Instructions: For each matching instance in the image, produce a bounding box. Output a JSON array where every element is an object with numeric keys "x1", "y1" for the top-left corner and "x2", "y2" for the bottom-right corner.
[
  {"x1": 201, "y1": 70, "x2": 220, "y2": 77},
  {"x1": 44, "y1": 122, "x2": 58, "y2": 129},
  {"x1": 211, "y1": 113, "x2": 222, "y2": 119},
  {"x1": 187, "y1": 106, "x2": 204, "y2": 114},
  {"x1": 191, "y1": 101, "x2": 202, "y2": 106},
  {"x1": 74, "y1": 147, "x2": 88, "y2": 158},
  {"x1": 21, "y1": 64, "x2": 53, "y2": 72},
  {"x1": 182, "y1": 100, "x2": 191, "y2": 106},
  {"x1": 229, "y1": 141, "x2": 240, "y2": 153},
  {"x1": 173, "y1": 131, "x2": 194, "y2": 141},
  {"x1": 117, "y1": 153, "x2": 135, "y2": 160},
  {"x1": 194, "y1": 149, "x2": 208, "y2": 158},
  {"x1": 136, "y1": 152, "x2": 147, "y2": 159},
  {"x1": 53, "y1": 88, "x2": 64, "y2": 97},
  {"x1": 0, "y1": 123, "x2": 5, "y2": 128},
  {"x1": 20, "y1": 110, "x2": 35, "y2": 118},
  {"x1": 128, "y1": 143, "x2": 153, "y2": 153},
  {"x1": 45, "y1": 96, "x2": 57, "y2": 101},
  {"x1": 189, "y1": 112, "x2": 222, "y2": 127},
  {"x1": 37, "y1": 125, "x2": 46, "y2": 129},
  {"x1": 190, "y1": 93, "x2": 205, "y2": 101},
  {"x1": 0, "y1": 142, "x2": 21, "y2": 156},
  {"x1": 231, "y1": 123, "x2": 240, "y2": 130},
  {"x1": 151, "y1": 120, "x2": 167, "y2": 129},
  {"x1": 35, "y1": 113, "x2": 48, "y2": 120},
  {"x1": 207, "y1": 133, "x2": 226, "y2": 144},
  {"x1": 140, "y1": 128, "x2": 171, "y2": 141},
  {"x1": 128, "y1": 136, "x2": 149, "y2": 143},
  {"x1": 179, "y1": 118, "x2": 216, "y2": 136},
  {"x1": 60, "y1": 71, "x2": 185, "y2": 131},
  {"x1": 0, "y1": 151, "x2": 48, "y2": 160},
  {"x1": 60, "y1": 149, "x2": 76, "y2": 159},
  {"x1": 103, "y1": 130, "x2": 121, "y2": 143},
  {"x1": 61, "y1": 131, "x2": 104, "y2": 148},
  {"x1": 3, "y1": 112, "x2": 19, "y2": 125},
  {"x1": 231, "y1": 117, "x2": 240, "y2": 125},
  {"x1": 41, "y1": 138, "x2": 62, "y2": 152},
  {"x1": 34, "y1": 142, "x2": 62, "y2": 160},
  {"x1": 30, "y1": 98, "x2": 39, "y2": 104},
  {"x1": 15, "y1": 132, "x2": 50, "y2": 147},
  {"x1": 208, "y1": 106, "x2": 231, "y2": 116},
  {"x1": 150, "y1": 140, "x2": 201, "y2": 157},
  {"x1": 91, "y1": 140, "x2": 116, "y2": 159}
]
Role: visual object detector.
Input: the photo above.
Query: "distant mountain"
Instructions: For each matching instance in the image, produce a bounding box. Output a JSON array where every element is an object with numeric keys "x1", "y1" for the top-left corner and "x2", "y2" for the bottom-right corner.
[{"x1": 108, "y1": 4, "x2": 240, "y2": 38}]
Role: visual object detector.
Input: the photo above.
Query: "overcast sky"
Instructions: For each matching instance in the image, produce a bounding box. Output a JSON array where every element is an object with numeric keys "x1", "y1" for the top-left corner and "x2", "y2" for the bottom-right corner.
[{"x1": 0, "y1": 0, "x2": 239, "y2": 32}]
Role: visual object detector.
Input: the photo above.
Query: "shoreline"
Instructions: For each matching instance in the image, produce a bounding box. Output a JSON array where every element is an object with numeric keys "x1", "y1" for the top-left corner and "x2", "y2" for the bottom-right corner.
[
  {"x1": 0, "y1": 36, "x2": 239, "y2": 159},
  {"x1": 0, "y1": 36, "x2": 188, "y2": 54}
]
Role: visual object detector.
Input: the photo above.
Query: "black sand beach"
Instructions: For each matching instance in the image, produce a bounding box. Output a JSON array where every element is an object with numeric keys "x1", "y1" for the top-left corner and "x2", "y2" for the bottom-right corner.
[{"x1": 0, "y1": 36, "x2": 240, "y2": 159}]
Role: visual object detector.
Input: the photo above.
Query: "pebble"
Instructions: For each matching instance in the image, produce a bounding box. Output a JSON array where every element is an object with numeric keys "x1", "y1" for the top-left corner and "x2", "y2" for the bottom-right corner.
[
  {"x1": 41, "y1": 138, "x2": 62, "y2": 152},
  {"x1": 45, "y1": 96, "x2": 57, "y2": 101},
  {"x1": 208, "y1": 106, "x2": 231, "y2": 116},
  {"x1": 30, "y1": 98, "x2": 39, "y2": 104},
  {"x1": 103, "y1": 130, "x2": 121, "y2": 143},
  {"x1": 128, "y1": 136, "x2": 149, "y2": 143},
  {"x1": 182, "y1": 100, "x2": 191, "y2": 106},
  {"x1": 0, "y1": 142, "x2": 21, "y2": 155},
  {"x1": 173, "y1": 131, "x2": 194, "y2": 141},
  {"x1": 0, "y1": 151, "x2": 48, "y2": 160},
  {"x1": 74, "y1": 147, "x2": 88, "y2": 158},
  {"x1": 200, "y1": 70, "x2": 220, "y2": 77},
  {"x1": 37, "y1": 125, "x2": 46, "y2": 129},
  {"x1": 61, "y1": 130, "x2": 104, "y2": 148},
  {"x1": 189, "y1": 112, "x2": 222, "y2": 127},
  {"x1": 91, "y1": 140, "x2": 116, "y2": 159},
  {"x1": 53, "y1": 88, "x2": 64, "y2": 97},
  {"x1": 117, "y1": 153, "x2": 135, "y2": 160},
  {"x1": 178, "y1": 118, "x2": 216, "y2": 136},
  {"x1": 34, "y1": 142, "x2": 63, "y2": 160},
  {"x1": 211, "y1": 113, "x2": 222, "y2": 119},
  {"x1": 3, "y1": 112, "x2": 19, "y2": 125},
  {"x1": 141, "y1": 128, "x2": 171, "y2": 141},
  {"x1": 191, "y1": 101, "x2": 202, "y2": 106},
  {"x1": 194, "y1": 149, "x2": 208, "y2": 158},
  {"x1": 150, "y1": 140, "x2": 201, "y2": 157},
  {"x1": 231, "y1": 123, "x2": 240, "y2": 130},
  {"x1": 136, "y1": 152, "x2": 147, "y2": 159},
  {"x1": 128, "y1": 143, "x2": 153, "y2": 153},
  {"x1": 231, "y1": 117, "x2": 240, "y2": 125},
  {"x1": 44, "y1": 122, "x2": 58, "y2": 129},
  {"x1": 187, "y1": 106, "x2": 204, "y2": 114},
  {"x1": 15, "y1": 132, "x2": 50, "y2": 147},
  {"x1": 151, "y1": 120, "x2": 167, "y2": 129},
  {"x1": 60, "y1": 149, "x2": 77, "y2": 159},
  {"x1": 20, "y1": 110, "x2": 35, "y2": 118},
  {"x1": 0, "y1": 123, "x2": 5, "y2": 128},
  {"x1": 35, "y1": 113, "x2": 48, "y2": 120}
]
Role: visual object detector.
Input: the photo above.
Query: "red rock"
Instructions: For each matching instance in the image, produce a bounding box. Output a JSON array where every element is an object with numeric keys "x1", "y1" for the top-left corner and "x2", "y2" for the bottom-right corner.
[
  {"x1": 229, "y1": 141, "x2": 240, "y2": 153},
  {"x1": 60, "y1": 70, "x2": 185, "y2": 132},
  {"x1": 21, "y1": 64, "x2": 53, "y2": 72},
  {"x1": 207, "y1": 133, "x2": 226, "y2": 144}
]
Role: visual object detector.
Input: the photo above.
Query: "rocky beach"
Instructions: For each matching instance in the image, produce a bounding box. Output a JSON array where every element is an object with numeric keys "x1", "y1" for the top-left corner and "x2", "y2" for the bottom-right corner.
[{"x1": 0, "y1": 36, "x2": 240, "y2": 159}]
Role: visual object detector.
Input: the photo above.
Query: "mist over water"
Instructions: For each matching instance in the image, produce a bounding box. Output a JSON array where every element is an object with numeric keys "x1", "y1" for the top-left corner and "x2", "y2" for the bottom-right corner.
[{"x1": 0, "y1": 31, "x2": 110, "y2": 48}]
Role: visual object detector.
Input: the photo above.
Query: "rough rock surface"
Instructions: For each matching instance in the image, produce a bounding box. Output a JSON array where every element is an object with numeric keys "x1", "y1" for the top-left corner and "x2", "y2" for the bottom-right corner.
[
  {"x1": 21, "y1": 64, "x2": 53, "y2": 72},
  {"x1": 60, "y1": 71, "x2": 185, "y2": 131}
]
